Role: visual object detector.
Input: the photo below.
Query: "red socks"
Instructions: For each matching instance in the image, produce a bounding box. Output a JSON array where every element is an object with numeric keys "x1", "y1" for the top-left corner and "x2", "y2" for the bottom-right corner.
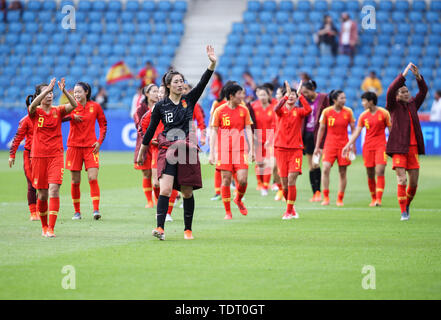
[
  {"x1": 337, "y1": 191, "x2": 344, "y2": 202},
  {"x1": 28, "y1": 203, "x2": 36, "y2": 216},
  {"x1": 323, "y1": 189, "x2": 330, "y2": 199},
  {"x1": 48, "y1": 197, "x2": 59, "y2": 230},
  {"x1": 397, "y1": 184, "x2": 407, "y2": 213},
  {"x1": 287, "y1": 185, "x2": 296, "y2": 212},
  {"x1": 153, "y1": 186, "x2": 160, "y2": 202},
  {"x1": 167, "y1": 190, "x2": 178, "y2": 214},
  {"x1": 262, "y1": 174, "x2": 271, "y2": 190},
  {"x1": 71, "y1": 182, "x2": 81, "y2": 213},
  {"x1": 89, "y1": 179, "x2": 100, "y2": 212},
  {"x1": 407, "y1": 186, "x2": 417, "y2": 207},
  {"x1": 368, "y1": 178, "x2": 376, "y2": 201},
  {"x1": 376, "y1": 176, "x2": 385, "y2": 203},
  {"x1": 221, "y1": 185, "x2": 231, "y2": 214},
  {"x1": 37, "y1": 199, "x2": 48, "y2": 229},
  {"x1": 142, "y1": 178, "x2": 153, "y2": 204},
  {"x1": 236, "y1": 183, "x2": 247, "y2": 202},
  {"x1": 214, "y1": 169, "x2": 221, "y2": 195}
]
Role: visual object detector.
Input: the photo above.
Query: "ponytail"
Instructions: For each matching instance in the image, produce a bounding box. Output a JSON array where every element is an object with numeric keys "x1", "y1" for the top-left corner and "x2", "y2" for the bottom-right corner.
[{"x1": 26, "y1": 83, "x2": 48, "y2": 107}]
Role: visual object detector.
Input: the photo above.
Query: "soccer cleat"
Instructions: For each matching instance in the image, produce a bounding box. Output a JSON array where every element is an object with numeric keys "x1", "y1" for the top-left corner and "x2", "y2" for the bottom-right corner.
[
  {"x1": 224, "y1": 213, "x2": 232, "y2": 220},
  {"x1": 145, "y1": 201, "x2": 154, "y2": 208},
  {"x1": 375, "y1": 199, "x2": 382, "y2": 207},
  {"x1": 184, "y1": 230, "x2": 194, "y2": 240},
  {"x1": 165, "y1": 214, "x2": 173, "y2": 222},
  {"x1": 93, "y1": 211, "x2": 101, "y2": 220},
  {"x1": 369, "y1": 199, "x2": 377, "y2": 207},
  {"x1": 309, "y1": 190, "x2": 322, "y2": 202},
  {"x1": 271, "y1": 183, "x2": 279, "y2": 191},
  {"x1": 336, "y1": 200, "x2": 344, "y2": 207},
  {"x1": 291, "y1": 207, "x2": 299, "y2": 219},
  {"x1": 234, "y1": 198, "x2": 248, "y2": 216},
  {"x1": 41, "y1": 226, "x2": 48, "y2": 237},
  {"x1": 72, "y1": 212, "x2": 81, "y2": 220},
  {"x1": 210, "y1": 193, "x2": 221, "y2": 201},
  {"x1": 30, "y1": 213, "x2": 39, "y2": 221},
  {"x1": 152, "y1": 227, "x2": 165, "y2": 240},
  {"x1": 321, "y1": 197, "x2": 330, "y2": 206},
  {"x1": 256, "y1": 183, "x2": 262, "y2": 191},
  {"x1": 260, "y1": 188, "x2": 268, "y2": 196},
  {"x1": 400, "y1": 212, "x2": 409, "y2": 221},
  {"x1": 46, "y1": 228, "x2": 56, "y2": 238},
  {"x1": 282, "y1": 212, "x2": 293, "y2": 220},
  {"x1": 274, "y1": 190, "x2": 284, "y2": 201}
]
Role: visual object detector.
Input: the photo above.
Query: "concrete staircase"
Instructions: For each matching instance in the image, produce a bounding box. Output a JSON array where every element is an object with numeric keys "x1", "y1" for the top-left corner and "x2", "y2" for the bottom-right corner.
[{"x1": 172, "y1": 0, "x2": 248, "y2": 85}]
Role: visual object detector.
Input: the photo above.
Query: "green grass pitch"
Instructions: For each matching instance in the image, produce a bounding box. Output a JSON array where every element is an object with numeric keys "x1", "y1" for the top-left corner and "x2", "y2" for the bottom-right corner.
[{"x1": 1, "y1": 151, "x2": 440, "y2": 299}]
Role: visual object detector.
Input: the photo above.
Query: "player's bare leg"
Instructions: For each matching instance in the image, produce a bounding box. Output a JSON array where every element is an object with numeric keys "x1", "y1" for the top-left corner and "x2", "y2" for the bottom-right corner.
[
  {"x1": 336, "y1": 165, "x2": 347, "y2": 206},
  {"x1": 70, "y1": 171, "x2": 82, "y2": 220},
  {"x1": 366, "y1": 167, "x2": 377, "y2": 206},
  {"x1": 321, "y1": 162, "x2": 332, "y2": 205}
]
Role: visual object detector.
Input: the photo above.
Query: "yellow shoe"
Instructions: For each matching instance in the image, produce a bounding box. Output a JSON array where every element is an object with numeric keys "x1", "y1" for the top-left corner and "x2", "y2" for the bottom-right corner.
[
  {"x1": 274, "y1": 190, "x2": 284, "y2": 201},
  {"x1": 336, "y1": 200, "x2": 344, "y2": 207},
  {"x1": 184, "y1": 230, "x2": 194, "y2": 240},
  {"x1": 30, "y1": 213, "x2": 39, "y2": 221}
]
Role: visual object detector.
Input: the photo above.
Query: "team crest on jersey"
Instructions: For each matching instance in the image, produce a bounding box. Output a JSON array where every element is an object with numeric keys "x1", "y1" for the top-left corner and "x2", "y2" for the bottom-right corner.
[
  {"x1": 182, "y1": 99, "x2": 187, "y2": 108},
  {"x1": 292, "y1": 110, "x2": 297, "y2": 116},
  {"x1": 53, "y1": 111, "x2": 58, "y2": 118},
  {"x1": 34, "y1": 178, "x2": 38, "y2": 185},
  {"x1": 67, "y1": 161, "x2": 71, "y2": 167},
  {"x1": 267, "y1": 110, "x2": 272, "y2": 116},
  {"x1": 90, "y1": 107, "x2": 94, "y2": 113}
]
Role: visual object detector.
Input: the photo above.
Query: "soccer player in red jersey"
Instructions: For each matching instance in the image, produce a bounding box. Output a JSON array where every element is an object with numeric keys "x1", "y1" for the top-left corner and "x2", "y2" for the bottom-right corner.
[
  {"x1": 386, "y1": 63, "x2": 427, "y2": 221},
  {"x1": 28, "y1": 78, "x2": 77, "y2": 237},
  {"x1": 342, "y1": 92, "x2": 392, "y2": 206},
  {"x1": 314, "y1": 90, "x2": 356, "y2": 206},
  {"x1": 8, "y1": 113, "x2": 38, "y2": 221},
  {"x1": 66, "y1": 82, "x2": 107, "y2": 221},
  {"x1": 252, "y1": 86, "x2": 277, "y2": 196},
  {"x1": 209, "y1": 84, "x2": 254, "y2": 219},
  {"x1": 134, "y1": 84, "x2": 159, "y2": 209},
  {"x1": 274, "y1": 81, "x2": 312, "y2": 219}
]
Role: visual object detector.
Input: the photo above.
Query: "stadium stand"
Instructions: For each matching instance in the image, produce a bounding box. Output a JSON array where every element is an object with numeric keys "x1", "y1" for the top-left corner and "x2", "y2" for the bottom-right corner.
[
  {"x1": 0, "y1": 0, "x2": 187, "y2": 110},
  {"x1": 218, "y1": 0, "x2": 441, "y2": 112}
]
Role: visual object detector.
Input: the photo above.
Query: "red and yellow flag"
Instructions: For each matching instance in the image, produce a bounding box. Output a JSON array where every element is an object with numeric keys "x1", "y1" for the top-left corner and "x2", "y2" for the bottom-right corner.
[
  {"x1": 58, "y1": 89, "x2": 74, "y2": 105},
  {"x1": 106, "y1": 61, "x2": 134, "y2": 84}
]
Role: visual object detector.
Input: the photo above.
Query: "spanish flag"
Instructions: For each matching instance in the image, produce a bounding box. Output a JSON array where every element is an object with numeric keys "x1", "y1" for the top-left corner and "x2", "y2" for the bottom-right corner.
[
  {"x1": 106, "y1": 61, "x2": 134, "y2": 84},
  {"x1": 59, "y1": 89, "x2": 74, "y2": 105}
]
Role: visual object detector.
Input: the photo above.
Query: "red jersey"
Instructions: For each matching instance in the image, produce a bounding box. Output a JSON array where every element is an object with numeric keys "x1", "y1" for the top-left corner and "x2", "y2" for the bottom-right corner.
[
  {"x1": 408, "y1": 110, "x2": 417, "y2": 146},
  {"x1": 29, "y1": 105, "x2": 67, "y2": 157},
  {"x1": 274, "y1": 95, "x2": 312, "y2": 149},
  {"x1": 138, "y1": 67, "x2": 158, "y2": 87},
  {"x1": 357, "y1": 107, "x2": 391, "y2": 151},
  {"x1": 193, "y1": 103, "x2": 206, "y2": 131},
  {"x1": 67, "y1": 101, "x2": 107, "y2": 147},
  {"x1": 252, "y1": 99, "x2": 277, "y2": 143},
  {"x1": 320, "y1": 106, "x2": 355, "y2": 149},
  {"x1": 141, "y1": 108, "x2": 164, "y2": 138},
  {"x1": 9, "y1": 115, "x2": 33, "y2": 158},
  {"x1": 211, "y1": 103, "x2": 253, "y2": 152}
]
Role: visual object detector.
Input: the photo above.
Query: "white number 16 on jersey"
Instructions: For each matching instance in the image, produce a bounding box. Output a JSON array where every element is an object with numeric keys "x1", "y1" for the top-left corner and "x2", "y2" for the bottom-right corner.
[{"x1": 165, "y1": 112, "x2": 174, "y2": 123}]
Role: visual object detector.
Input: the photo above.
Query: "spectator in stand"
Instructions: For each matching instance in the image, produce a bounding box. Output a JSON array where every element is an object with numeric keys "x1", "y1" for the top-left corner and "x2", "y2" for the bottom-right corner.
[
  {"x1": 316, "y1": 15, "x2": 338, "y2": 57},
  {"x1": 138, "y1": 61, "x2": 158, "y2": 87},
  {"x1": 242, "y1": 71, "x2": 257, "y2": 103},
  {"x1": 293, "y1": 72, "x2": 311, "y2": 89},
  {"x1": 93, "y1": 86, "x2": 108, "y2": 110},
  {"x1": 339, "y1": 12, "x2": 358, "y2": 61},
  {"x1": 1, "y1": 0, "x2": 7, "y2": 21},
  {"x1": 361, "y1": 71, "x2": 383, "y2": 96},
  {"x1": 210, "y1": 72, "x2": 223, "y2": 100},
  {"x1": 130, "y1": 86, "x2": 144, "y2": 118},
  {"x1": 430, "y1": 90, "x2": 441, "y2": 122}
]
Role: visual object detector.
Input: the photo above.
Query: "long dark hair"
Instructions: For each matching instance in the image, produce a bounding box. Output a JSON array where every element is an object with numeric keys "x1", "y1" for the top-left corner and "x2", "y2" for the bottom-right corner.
[
  {"x1": 304, "y1": 79, "x2": 317, "y2": 91},
  {"x1": 75, "y1": 81, "x2": 92, "y2": 101},
  {"x1": 217, "y1": 80, "x2": 237, "y2": 102},
  {"x1": 26, "y1": 83, "x2": 48, "y2": 107},
  {"x1": 162, "y1": 70, "x2": 185, "y2": 97}
]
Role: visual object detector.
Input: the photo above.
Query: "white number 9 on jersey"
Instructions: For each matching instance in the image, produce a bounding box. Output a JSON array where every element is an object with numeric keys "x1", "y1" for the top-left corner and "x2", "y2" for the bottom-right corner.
[{"x1": 165, "y1": 112, "x2": 174, "y2": 123}]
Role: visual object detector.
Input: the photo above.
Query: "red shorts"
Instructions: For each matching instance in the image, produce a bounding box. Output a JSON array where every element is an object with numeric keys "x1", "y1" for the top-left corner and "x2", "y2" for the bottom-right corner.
[
  {"x1": 65, "y1": 147, "x2": 99, "y2": 171},
  {"x1": 151, "y1": 145, "x2": 158, "y2": 169},
  {"x1": 23, "y1": 149, "x2": 32, "y2": 182},
  {"x1": 392, "y1": 145, "x2": 420, "y2": 170},
  {"x1": 275, "y1": 148, "x2": 303, "y2": 178},
  {"x1": 216, "y1": 150, "x2": 249, "y2": 173},
  {"x1": 31, "y1": 155, "x2": 65, "y2": 189},
  {"x1": 134, "y1": 148, "x2": 152, "y2": 170},
  {"x1": 322, "y1": 147, "x2": 351, "y2": 167},
  {"x1": 363, "y1": 147, "x2": 387, "y2": 167}
]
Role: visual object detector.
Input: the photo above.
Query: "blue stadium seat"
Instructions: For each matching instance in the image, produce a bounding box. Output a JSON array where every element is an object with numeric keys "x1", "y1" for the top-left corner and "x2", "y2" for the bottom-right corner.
[
  {"x1": 279, "y1": 0, "x2": 294, "y2": 11},
  {"x1": 108, "y1": 0, "x2": 122, "y2": 11},
  {"x1": 408, "y1": 45, "x2": 423, "y2": 57},
  {"x1": 292, "y1": 35, "x2": 308, "y2": 46},
  {"x1": 247, "y1": 0, "x2": 261, "y2": 12},
  {"x1": 106, "y1": 23, "x2": 120, "y2": 33},
  {"x1": 259, "y1": 34, "x2": 273, "y2": 45},
  {"x1": 170, "y1": 11, "x2": 185, "y2": 22},
  {"x1": 126, "y1": 0, "x2": 140, "y2": 11},
  {"x1": 305, "y1": 44, "x2": 318, "y2": 56},
  {"x1": 122, "y1": 23, "x2": 136, "y2": 33},
  {"x1": 243, "y1": 11, "x2": 257, "y2": 24},
  {"x1": 262, "y1": 0, "x2": 277, "y2": 12},
  {"x1": 292, "y1": 11, "x2": 307, "y2": 23},
  {"x1": 391, "y1": 12, "x2": 407, "y2": 22},
  {"x1": 309, "y1": 11, "x2": 322, "y2": 22},
  {"x1": 92, "y1": 0, "x2": 107, "y2": 11},
  {"x1": 426, "y1": 12, "x2": 440, "y2": 23},
  {"x1": 430, "y1": 1, "x2": 441, "y2": 11},
  {"x1": 347, "y1": 0, "x2": 359, "y2": 11},
  {"x1": 378, "y1": 0, "x2": 393, "y2": 11},
  {"x1": 158, "y1": 0, "x2": 172, "y2": 12},
  {"x1": 171, "y1": 23, "x2": 184, "y2": 34},
  {"x1": 259, "y1": 12, "x2": 273, "y2": 23},
  {"x1": 243, "y1": 34, "x2": 257, "y2": 46},
  {"x1": 79, "y1": 45, "x2": 94, "y2": 55},
  {"x1": 395, "y1": 0, "x2": 410, "y2": 11},
  {"x1": 227, "y1": 34, "x2": 241, "y2": 45},
  {"x1": 276, "y1": 34, "x2": 290, "y2": 46},
  {"x1": 431, "y1": 23, "x2": 441, "y2": 34},
  {"x1": 412, "y1": 0, "x2": 426, "y2": 11},
  {"x1": 8, "y1": 22, "x2": 22, "y2": 34},
  {"x1": 282, "y1": 22, "x2": 296, "y2": 33},
  {"x1": 89, "y1": 11, "x2": 103, "y2": 22},
  {"x1": 421, "y1": 56, "x2": 437, "y2": 68},
  {"x1": 314, "y1": 0, "x2": 328, "y2": 11},
  {"x1": 414, "y1": 23, "x2": 428, "y2": 34},
  {"x1": 174, "y1": 1, "x2": 188, "y2": 12},
  {"x1": 14, "y1": 44, "x2": 27, "y2": 56},
  {"x1": 142, "y1": 1, "x2": 156, "y2": 12},
  {"x1": 409, "y1": 34, "x2": 425, "y2": 46},
  {"x1": 137, "y1": 23, "x2": 152, "y2": 33},
  {"x1": 42, "y1": 0, "x2": 57, "y2": 11},
  {"x1": 153, "y1": 11, "x2": 167, "y2": 21},
  {"x1": 78, "y1": 0, "x2": 92, "y2": 11},
  {"x1": 113, "y1": 44, "x2": 126, "y2": 56},
  {"x1": 298, "y1": 23, "x2": 312, "y2": 34},
  {"x1": 303, "y1": 56, "x2": 316, "y2": 67},
  {"x1": 232, "y1": 23, "x2": 244, "y2": 34},
  {"x1": 255, "y1": 45, "x2": 269, "y2": 56},
  {"x1": 362, "y1": 0, "x2": 377, "y2": 9},
  {"x1": 247, "y1": 23, "x2": 261, "y2": 34},
  {"x1": 265, "y1": 23, "x2": 279, "y2": 34},
  {"x1": 27, "y1": 0, "x2": 42, "y2": 11},
  {"x1": 387, "y1": 57, "x2": 403, "y2": 68},
  {"x1": 318, "y1": 55, "x2": 335, "y2": 67},
  {"x1": 236, "y1": 56, "x2": 249, "y2": 67},
  {"x1": 351, "y1": 67, "x2": 365, "y2": 78},
  {"x1": 397, "y1": 23, "x2": 411, "y2": 35},
  {"x1": 330, "y1": 0, "x2": 346, "y2": 12},
  {"x1": 353, "y1": 55, "x2": 367, "y2": 67},
  {"x1": 409, "y1": 12, "x2": 423, "y2": 23},
  {"x1": 6, "y1": 11, "x2": 20, "y2": 22},
  {"x1": 379, "y1": 23, "x2": 395, "y2": 35},
  {"x1": 150, "y1": 34, "x2": 164, "y2": 44},
  {"x1": 297, "y1": 0, "x2": 311, "y2": 12},
  {"x1": 376, "y1": 11, "x2": 390, "y2": 22},
  {"x1": 336, "y1": 55, "x2": 351, "y2": 66},
  {"x1": 105, "y1": 11, "x2": 119, "y2": 21},
  {"x1": 428, "y1": 34, "x2": 441, "y2": 46},
  {"x1": 275, "y1": 11, "x2": 289, "y2": 22},
  {"x1": 223, "y1": 45, "x2": 237, "y2": 57},
  {"x1": 426, "y1": 46, "x2": 440, "y2": 57}
]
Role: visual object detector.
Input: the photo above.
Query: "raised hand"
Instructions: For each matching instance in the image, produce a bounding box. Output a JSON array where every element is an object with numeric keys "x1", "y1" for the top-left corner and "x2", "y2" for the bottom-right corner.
[
  {"x1": 47, "y1": 78, "x2": 56, "y2": 91},
  {"x1": 207, "y1": 45, "x2": 217, "y2": 64},
  {"x1": 402, "y1": 62, "x2": 413, "y2": 77},
  {"x1": 296, "y1": 80, "x2": 303, "y2": 96},
  {"x1": 57, "y1": 78, "x2": 66, "y2": 92},
  {"x1": 410, "y1": 63, "x2": 421, "y2": 80},
  {"x1": 284, "y1": 80, "x2": 291, "y2": 97}
]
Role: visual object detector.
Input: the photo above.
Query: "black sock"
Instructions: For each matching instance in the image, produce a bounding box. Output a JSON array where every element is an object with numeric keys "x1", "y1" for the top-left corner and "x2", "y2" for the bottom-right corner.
[
  {"x1": 315, "y1": 168, "x2": 322, "y2": 192},
  {"x1": 183, "y1": 195, "x2": 195, "y2": 231},
  {"x1": 309, "y1": 170, "x2": 316, "y2": 193},
  {"x1": 157, "y1": 195, "x2": 169, "y2": 229}
]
